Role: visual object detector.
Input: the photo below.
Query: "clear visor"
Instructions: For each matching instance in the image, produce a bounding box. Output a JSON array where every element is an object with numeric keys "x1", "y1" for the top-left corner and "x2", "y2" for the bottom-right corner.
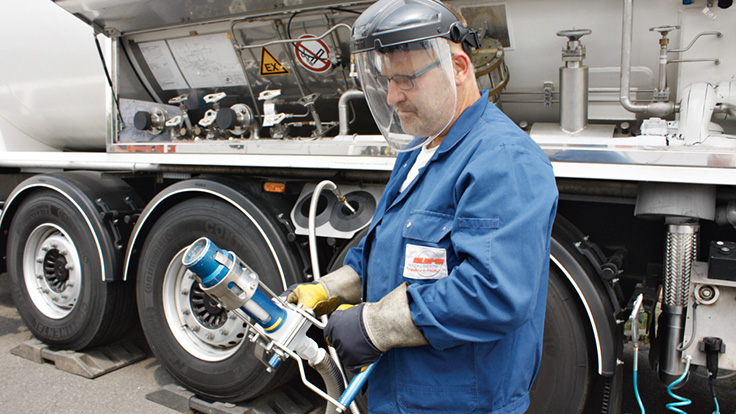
[{"x1": 355, "y1": 38, "x2": 457, "y2": 152}]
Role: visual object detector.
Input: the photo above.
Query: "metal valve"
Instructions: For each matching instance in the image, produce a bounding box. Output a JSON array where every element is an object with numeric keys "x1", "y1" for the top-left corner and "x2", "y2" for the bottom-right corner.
[
  {"x1": 168, "y1": 94, "x2": 193, "y2": 135},
  {"x1": 557, "y1": 29, "x2": 592, "y2": 64},
  {"x1": 199, "y1": 93, "x2": 229, "y2": 130},
  {"x1": 649, "y1": 25, "x2": 680, "y2": 101},
  {"x1": 556, "y1": 29, "x2": 592, "y2": 134}
]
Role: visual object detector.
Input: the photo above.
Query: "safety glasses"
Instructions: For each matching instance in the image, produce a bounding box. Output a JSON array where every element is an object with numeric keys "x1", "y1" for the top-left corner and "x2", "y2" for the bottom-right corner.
[{"x1": 377, "y1": 59, "x2": 443, "y2": 90}]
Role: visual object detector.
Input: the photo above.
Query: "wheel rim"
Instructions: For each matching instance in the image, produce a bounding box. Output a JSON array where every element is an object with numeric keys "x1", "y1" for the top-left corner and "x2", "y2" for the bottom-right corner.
[
  {"x1": 162, "y1": 249, "x2": 247, "y2": 362},
  {"x1": 23, "y1": 224, "x2": 83, "y2": 319}
]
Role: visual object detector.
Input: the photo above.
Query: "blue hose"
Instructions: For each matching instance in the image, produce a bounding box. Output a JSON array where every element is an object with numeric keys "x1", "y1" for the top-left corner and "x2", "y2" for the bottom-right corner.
[
  {"x1": 665, "y1": 356, "x2": 692, "y2": 414},
  {"x1": 627, "y1": 343, "x2": 645, "y2": 414},
  {"x1": 712, "y1": 395, "x2": 719, "y2": 414}
]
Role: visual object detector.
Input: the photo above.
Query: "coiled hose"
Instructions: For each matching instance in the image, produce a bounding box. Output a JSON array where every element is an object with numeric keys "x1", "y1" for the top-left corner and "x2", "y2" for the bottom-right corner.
[
  {"x1": 311, "y1": 350, "x2": 346, "y2": 414},
  {"x1": 666, "y1": 356, "x2": 692, "y2": 414}
]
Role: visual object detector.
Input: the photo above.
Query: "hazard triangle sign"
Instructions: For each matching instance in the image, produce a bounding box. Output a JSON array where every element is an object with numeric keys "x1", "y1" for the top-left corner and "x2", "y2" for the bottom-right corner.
[{"x1": 260, "y1": 47, "x2": 290, "y2": 76}]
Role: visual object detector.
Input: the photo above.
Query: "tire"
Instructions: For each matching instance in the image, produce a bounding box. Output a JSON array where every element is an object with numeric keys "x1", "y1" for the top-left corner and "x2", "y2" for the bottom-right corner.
[
  {"x1": 7, "y1": 190, "x2": 136, "y2": 350},
  {"x1": 135, "y1": 196, "x2": 301, "y2": 402},
  {"x1": 527, "y1": 265, "x2": 592, "y2": 413}
]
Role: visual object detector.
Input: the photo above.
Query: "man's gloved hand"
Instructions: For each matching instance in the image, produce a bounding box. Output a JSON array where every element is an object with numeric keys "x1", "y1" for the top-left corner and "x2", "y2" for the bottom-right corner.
[
  {"x1": 324, "y1": 282, "x2": 429, "y2": 373},
  {"x1": 324, "y1": 304, "x2": 381, "y2": 372},
  {"x1": 282, "y1": 281, "x2": 338, "y2": 317},
  {"x1": 280, "y1": 265, "x2": 362, "y2": 317}
]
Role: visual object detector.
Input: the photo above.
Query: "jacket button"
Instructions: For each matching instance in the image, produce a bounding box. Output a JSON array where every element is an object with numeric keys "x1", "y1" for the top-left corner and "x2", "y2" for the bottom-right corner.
[{"x1": 406, "y1": 222, "x2": 412, "y2": 228}]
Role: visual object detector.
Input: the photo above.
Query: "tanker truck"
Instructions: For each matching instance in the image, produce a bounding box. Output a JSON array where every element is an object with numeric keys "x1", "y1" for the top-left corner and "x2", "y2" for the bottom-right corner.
[{"x1": 0, "y1": 0, "x2": 734, "y2": 413}]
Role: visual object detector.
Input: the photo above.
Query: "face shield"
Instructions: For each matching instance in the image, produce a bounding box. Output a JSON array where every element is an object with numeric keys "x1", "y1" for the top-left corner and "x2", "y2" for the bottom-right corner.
[{"x1": 354, "y1": 38, "x2": 457, "y2": 152}]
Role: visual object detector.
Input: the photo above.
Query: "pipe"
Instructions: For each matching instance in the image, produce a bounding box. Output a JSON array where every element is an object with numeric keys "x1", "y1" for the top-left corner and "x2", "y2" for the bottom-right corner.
[
  {"x1": 657, "y1": 38, "x2": 668, "y2": 94},
  {"x1": 658, "y1": 219, "x2": 698, "y2": 385},
  {"x1": 619, "y1": 0, "x2": 675, "y2": 117},
  {"x1": 339, "y1": 90, "x2": 365, "y2": 135}
]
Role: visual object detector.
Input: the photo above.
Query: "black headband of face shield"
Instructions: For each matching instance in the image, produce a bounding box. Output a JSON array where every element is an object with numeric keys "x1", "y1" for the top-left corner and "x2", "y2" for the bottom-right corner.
[
  {"x1": 448, "y1": 22, "x2": 481, "y2": 58},
  {"x1": 375, "y1": 23, "x2": 480, "y2": 58}
]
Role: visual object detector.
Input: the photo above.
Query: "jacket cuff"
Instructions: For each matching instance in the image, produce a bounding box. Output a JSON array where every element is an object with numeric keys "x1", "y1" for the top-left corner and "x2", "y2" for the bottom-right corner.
[
  {"x1": 318, "y1": 265, "x2": 362, "y2": 306},
  {"x1": 362, "y1": 282, "x2": 429, "y2": 352}
]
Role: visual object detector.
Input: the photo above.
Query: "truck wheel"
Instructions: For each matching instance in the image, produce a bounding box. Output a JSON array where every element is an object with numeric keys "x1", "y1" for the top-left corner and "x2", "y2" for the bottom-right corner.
[
  {"x1": 527, "y1": 265, "x2": 591, "y2": 413},
  {"x1": 136, "y1": 196, "x2": 299, "y2": 402},
  {"x1": 6, "y1": 190, "x2": 135, "y2": 350}
]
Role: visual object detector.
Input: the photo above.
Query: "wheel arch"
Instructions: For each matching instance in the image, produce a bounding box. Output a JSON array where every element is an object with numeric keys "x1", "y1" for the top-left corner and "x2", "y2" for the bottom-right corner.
[
  {"x1": 124, "y1": 176, "x2": 301, "y2": 289},
  {"x1": 550, "y1": 216, "x2": 621, "y2": 378},
  {"x1": 0, "y1": 172, "x2": 139, "y2": 281}
]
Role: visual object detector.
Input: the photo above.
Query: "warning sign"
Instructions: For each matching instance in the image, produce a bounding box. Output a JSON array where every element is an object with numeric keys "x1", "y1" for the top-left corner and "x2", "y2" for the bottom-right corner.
[
  {"x1": 294, "y1": 35, "x2": 332, "y2": 73},
  {"x1": 260, "y1": 48, "x2": 290, "y2": 76}
]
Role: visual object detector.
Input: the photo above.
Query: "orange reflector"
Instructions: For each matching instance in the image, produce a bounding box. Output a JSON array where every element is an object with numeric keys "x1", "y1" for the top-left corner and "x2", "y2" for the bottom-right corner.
[{"x1": 263, "y1": 182, "x2": 286, "y2": 193}]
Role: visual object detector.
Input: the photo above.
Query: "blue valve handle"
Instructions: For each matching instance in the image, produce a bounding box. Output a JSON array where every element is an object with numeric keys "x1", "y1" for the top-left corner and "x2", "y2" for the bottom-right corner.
[{"x1": 337, "y1": 360, "x2": 378, "y2": 411}]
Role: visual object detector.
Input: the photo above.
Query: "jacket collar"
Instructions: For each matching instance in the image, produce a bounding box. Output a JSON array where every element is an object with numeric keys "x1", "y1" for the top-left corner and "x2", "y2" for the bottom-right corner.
[
  {"x1": 435, "y1": 90, "x2": 489, "y2": 156},
  {"x1": 378, "y1": 91, "x2": 490, "y2": 210}
]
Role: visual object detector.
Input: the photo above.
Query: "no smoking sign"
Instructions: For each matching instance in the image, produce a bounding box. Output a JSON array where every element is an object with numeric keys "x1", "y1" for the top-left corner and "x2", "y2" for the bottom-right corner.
[{"x1": 294, "y1": 35, "x2": 332, "y2": 73}]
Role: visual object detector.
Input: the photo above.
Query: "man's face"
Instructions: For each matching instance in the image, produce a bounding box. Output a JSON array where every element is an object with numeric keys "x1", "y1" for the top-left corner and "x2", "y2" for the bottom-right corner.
[{"x1": 379, "y1": 49, "x2": 456, "y2": 138}]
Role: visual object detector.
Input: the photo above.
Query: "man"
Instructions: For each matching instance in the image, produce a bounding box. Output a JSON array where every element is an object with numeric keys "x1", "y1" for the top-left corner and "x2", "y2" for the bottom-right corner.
[{"x1": 286, "y1": 0, "x2": 558, "y2": 412}]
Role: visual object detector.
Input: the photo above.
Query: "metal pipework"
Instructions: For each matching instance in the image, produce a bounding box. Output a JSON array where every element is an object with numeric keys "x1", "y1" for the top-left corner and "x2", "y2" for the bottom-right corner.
[
  {"x1": 168, "y1": 94, "x2": 194, "y2": 134},
  {"x1": 338, "y1": 90, "x2": 365, "y2": 136},
  {"x1": 619, "y1": 0, "x2": 675, "y2": 117},
  {"x1": 557, "y1": 29, "x2": 591, "y2": 134},
  {"x1": 298, "y1": 93, "x2": 325, "y2": 137},
  {"x1": 650, "y1": 26, "x2": 679, "y2": 101},
  {"x1": 658, "y1": 219, "x2": 699, "y2": 385}
]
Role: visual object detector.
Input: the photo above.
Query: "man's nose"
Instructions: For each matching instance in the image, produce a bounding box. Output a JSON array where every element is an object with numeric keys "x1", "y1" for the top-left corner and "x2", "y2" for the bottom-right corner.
[{"x1": 386, "y1": 81, "x2": 405, "y2": 106}]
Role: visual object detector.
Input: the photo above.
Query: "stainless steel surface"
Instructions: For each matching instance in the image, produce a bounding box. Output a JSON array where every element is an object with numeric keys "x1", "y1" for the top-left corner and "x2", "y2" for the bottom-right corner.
[
  {"x1": 531, "y1": 122, "x2": 615, "y2": 140},
  {"x1": 55, "y1": 0, "x2": 371, "y2": 35},
  {"x1": 664, "y1": 222, "x2": 699, "y2": 308},
  {"x1": 559, "y1": 66, "x2": 589, "y2": 133}
]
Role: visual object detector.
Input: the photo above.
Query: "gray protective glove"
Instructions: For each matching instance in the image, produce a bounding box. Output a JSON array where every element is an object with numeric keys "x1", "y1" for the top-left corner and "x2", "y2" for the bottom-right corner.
[{"x1": 362, "y1": 281, "x2": 429, "y2": 352}]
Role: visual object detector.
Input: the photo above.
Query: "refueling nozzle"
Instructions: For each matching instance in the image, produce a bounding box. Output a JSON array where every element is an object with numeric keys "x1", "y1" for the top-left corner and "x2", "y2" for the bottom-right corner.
[
  {"x1": 181, "y1": 237, "x2": 372, "y2": 413},
  {"x1": 182, "y1": 237, "x2": 286, "y2": 332}
]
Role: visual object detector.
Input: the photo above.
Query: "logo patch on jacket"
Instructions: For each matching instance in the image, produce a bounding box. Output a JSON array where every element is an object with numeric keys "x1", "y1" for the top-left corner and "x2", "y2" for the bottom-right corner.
[{"x1": 404, "y1": 244, "x2": 448, "y2": 280}]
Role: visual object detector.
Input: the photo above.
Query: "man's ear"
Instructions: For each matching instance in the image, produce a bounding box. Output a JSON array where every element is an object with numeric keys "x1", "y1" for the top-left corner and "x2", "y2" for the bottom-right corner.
[{"x1": 452, "y1": 52, "x2": 473, "y2": 86}]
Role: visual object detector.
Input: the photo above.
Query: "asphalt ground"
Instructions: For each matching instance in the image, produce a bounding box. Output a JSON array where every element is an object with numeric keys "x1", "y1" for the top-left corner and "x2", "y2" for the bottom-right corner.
[
  {"x1": 0, "y1": 273, "x2": 177, "y2": 414},
  {"x1": 1, "y1": 270, "x2": 736, "y2": 414}
]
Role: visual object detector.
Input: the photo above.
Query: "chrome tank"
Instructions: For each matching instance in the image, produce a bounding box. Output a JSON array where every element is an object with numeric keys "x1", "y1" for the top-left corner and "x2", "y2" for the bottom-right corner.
[
  {"x1": 0, "y1": 0, "x2": 107, "y2": 151},
  {"x1": 1, "y1": 0, "x2": 733, "y2": 151}
]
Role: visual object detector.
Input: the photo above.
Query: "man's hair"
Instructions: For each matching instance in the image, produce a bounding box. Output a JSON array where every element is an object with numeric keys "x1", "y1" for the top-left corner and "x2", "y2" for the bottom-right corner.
[
  {"x1": 442, "y1": 2, "x2": 474, "y2": 58},
  {"x1": 444, "y1": 3, "x2": 468, "y2": 27}
]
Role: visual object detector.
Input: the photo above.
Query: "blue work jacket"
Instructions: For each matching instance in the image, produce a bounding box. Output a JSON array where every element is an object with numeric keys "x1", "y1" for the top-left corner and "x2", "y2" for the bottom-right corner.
[{"x1": 344, "y1": 91, "x2": 559, "y2": 413}]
